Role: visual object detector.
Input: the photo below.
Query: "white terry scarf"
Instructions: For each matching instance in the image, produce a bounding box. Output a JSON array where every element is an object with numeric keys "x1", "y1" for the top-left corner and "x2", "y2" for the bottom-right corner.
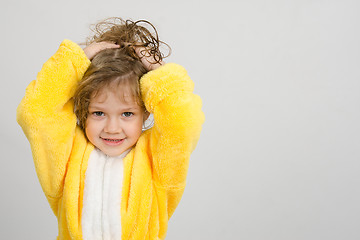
[{"x1": 81, "y1": 148, "x2": 130, "y2": 240}]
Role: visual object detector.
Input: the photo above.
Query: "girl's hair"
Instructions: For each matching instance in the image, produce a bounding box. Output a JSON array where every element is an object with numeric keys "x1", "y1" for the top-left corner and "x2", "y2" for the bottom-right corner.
[{"x1": 74, "y1": 18, "x2": 170, "y2": 130}]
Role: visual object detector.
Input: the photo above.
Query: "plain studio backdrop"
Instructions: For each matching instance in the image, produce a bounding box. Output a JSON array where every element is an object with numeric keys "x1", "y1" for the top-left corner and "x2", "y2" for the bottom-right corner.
[{"x1": 1, "y1": 0, "x2": 359, "y2": 239}]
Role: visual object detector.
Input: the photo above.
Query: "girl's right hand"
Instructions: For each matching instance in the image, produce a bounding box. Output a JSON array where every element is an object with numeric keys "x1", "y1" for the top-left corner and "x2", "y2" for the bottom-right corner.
[{"x1": 83, "y1": 42, "x2": 120, "y2": 60}]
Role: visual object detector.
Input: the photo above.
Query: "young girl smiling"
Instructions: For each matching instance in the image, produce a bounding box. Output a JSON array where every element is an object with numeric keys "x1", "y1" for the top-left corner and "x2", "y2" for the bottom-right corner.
[{"x1": 17, "y1": 18, "x2": 204, "y2": 240}]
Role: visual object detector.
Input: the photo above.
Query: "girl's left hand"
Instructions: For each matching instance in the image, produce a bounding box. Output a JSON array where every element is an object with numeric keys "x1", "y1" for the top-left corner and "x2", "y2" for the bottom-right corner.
[{"x1": 135, "y1": 47, "x2": 164, "y2": 71}]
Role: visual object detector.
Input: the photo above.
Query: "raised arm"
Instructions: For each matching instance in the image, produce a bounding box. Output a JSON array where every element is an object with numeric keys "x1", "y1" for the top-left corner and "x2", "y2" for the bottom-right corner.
[
  {"x1": 139, "y1": 62, "x2": 204, "y2": 221},
  {"x1": 17, "y1": 40, "x2": 120, "y2": 211},
  {"x1": 140, "y1": 62, "x2": 204, "y2": 189},
  {"x1": 136, "y1": 46, "x2": 204, "y2": 190},
  {"x1": 16, "y1": 40, "x2": 92, "y2": 204}
]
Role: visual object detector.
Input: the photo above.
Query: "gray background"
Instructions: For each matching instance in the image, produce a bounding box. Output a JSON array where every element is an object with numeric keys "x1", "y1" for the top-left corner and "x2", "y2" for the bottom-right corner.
[{"x1": 1, "y1": 0, "x2": 360, "y2": 239}]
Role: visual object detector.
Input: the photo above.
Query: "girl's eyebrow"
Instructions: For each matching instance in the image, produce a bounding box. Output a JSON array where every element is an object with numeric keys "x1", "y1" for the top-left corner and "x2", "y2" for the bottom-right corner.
[
  {"x1": 88, "y1": 104, "x2": 105, "y2": 109},
  {"x1": 121, "y1": 107, "x2": 140, "y2": 111},
  {"x1": 88, "y1": 105, "x2": 140, "y2": 111}
]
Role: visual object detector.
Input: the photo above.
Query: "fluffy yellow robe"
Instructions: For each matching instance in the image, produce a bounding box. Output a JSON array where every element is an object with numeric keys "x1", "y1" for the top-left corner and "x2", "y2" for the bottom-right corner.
[{"x1": 17, "y1": 40, "x2": 204, "y2": 240}]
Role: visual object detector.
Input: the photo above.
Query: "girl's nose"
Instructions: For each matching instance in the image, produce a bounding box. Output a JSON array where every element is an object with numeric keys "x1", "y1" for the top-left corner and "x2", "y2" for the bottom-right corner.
[{"x1": 104, "y1": 118, "x2": 121, "y2": 134}]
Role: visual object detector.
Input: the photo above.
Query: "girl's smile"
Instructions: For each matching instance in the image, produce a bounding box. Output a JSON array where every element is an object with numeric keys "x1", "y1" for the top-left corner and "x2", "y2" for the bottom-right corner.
[
  {"x1": 101, "y1": 137, "x2": 125, "y2": 146},
  {"x1": 85, "y1": 84, "x2": 148, "y2": 157}
]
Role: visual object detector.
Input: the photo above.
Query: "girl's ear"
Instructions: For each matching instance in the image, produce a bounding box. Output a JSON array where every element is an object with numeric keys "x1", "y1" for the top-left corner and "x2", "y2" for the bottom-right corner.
[
  {"x1": 143, "y1": 110, "x2": 150, "y2": 122},
  {"x1": 142, "y1": 110, "x2": 152, "y2": 131}
]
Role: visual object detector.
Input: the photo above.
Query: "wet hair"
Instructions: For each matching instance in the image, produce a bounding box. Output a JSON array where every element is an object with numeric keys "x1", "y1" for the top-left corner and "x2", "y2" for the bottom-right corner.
[{"x1": 74, "y1": 17, "x2": 170, "y2": 130}]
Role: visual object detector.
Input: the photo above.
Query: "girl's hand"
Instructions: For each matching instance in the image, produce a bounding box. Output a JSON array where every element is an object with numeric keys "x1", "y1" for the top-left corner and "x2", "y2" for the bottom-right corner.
[
  {"x1": 83, "y1": 42, "x2": 120, "y2": 60},
  {"x1": 135, "y1": 47, "x2": 164, "y2": 71}
]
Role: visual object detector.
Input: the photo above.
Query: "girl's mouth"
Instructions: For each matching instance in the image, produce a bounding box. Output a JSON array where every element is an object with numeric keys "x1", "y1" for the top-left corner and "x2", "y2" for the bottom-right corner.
[{"x1": 101, "y1": 138, "x2": 124, "y2": 146}]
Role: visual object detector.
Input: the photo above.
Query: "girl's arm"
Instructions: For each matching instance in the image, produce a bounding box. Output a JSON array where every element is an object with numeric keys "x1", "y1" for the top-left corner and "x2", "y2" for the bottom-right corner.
[
  {"x1": 17, "y1": 40, "x2": 119, "y2": 211},
  {"x1": 140, "y1": 61, "x2": 204, "y2": 201},
  {"x1": 17, "y1": 40, "x2": 91, "y2": 203},
  {"x1": 141, "y1": 63, "x2": 204, "y2": 185},
  {"x1": 137, "y1": 48, "x2": 204, "y2": 190}
]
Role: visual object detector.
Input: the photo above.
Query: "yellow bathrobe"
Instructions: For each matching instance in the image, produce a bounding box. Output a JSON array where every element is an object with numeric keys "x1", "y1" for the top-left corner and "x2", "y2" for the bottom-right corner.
[{"x1": 17, "y1": 40, "x2": 204, "y2": 240}]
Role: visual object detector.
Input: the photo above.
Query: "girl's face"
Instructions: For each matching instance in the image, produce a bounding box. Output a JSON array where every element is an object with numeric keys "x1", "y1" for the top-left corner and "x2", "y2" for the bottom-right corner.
[{"x1": 85, "y1": 85, "x2": 148, "y2": 157}]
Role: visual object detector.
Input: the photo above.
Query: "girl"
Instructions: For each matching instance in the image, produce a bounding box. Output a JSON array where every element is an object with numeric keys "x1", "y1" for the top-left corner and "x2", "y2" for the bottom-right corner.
[{"x1": 17, "y1": 18, "x2": 204, "y2": 240}]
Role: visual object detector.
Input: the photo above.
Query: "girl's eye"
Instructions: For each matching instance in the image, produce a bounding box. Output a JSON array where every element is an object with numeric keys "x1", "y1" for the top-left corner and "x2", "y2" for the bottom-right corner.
[
  {"x1": 122, "y1": 112, "x2": 134, "y2": 117},
  {"x1": 92, "y1": 111, "x2": 105, "y2": 117}
]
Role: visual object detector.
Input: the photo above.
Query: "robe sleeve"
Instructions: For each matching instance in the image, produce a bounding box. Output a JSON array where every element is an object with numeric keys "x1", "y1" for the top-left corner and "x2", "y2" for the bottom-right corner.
[
  {"x1": 16, "y1": 40, "x2": 91, "y2": 205},
  {"x1": 140, "y1": 63, "x2": 204, "y2": 216}
]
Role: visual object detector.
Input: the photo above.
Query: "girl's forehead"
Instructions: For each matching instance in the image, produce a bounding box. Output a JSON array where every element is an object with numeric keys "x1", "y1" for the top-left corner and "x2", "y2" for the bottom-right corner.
[{"x1": 91, "y1": 84, "x2": 138, "y2": 105}]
